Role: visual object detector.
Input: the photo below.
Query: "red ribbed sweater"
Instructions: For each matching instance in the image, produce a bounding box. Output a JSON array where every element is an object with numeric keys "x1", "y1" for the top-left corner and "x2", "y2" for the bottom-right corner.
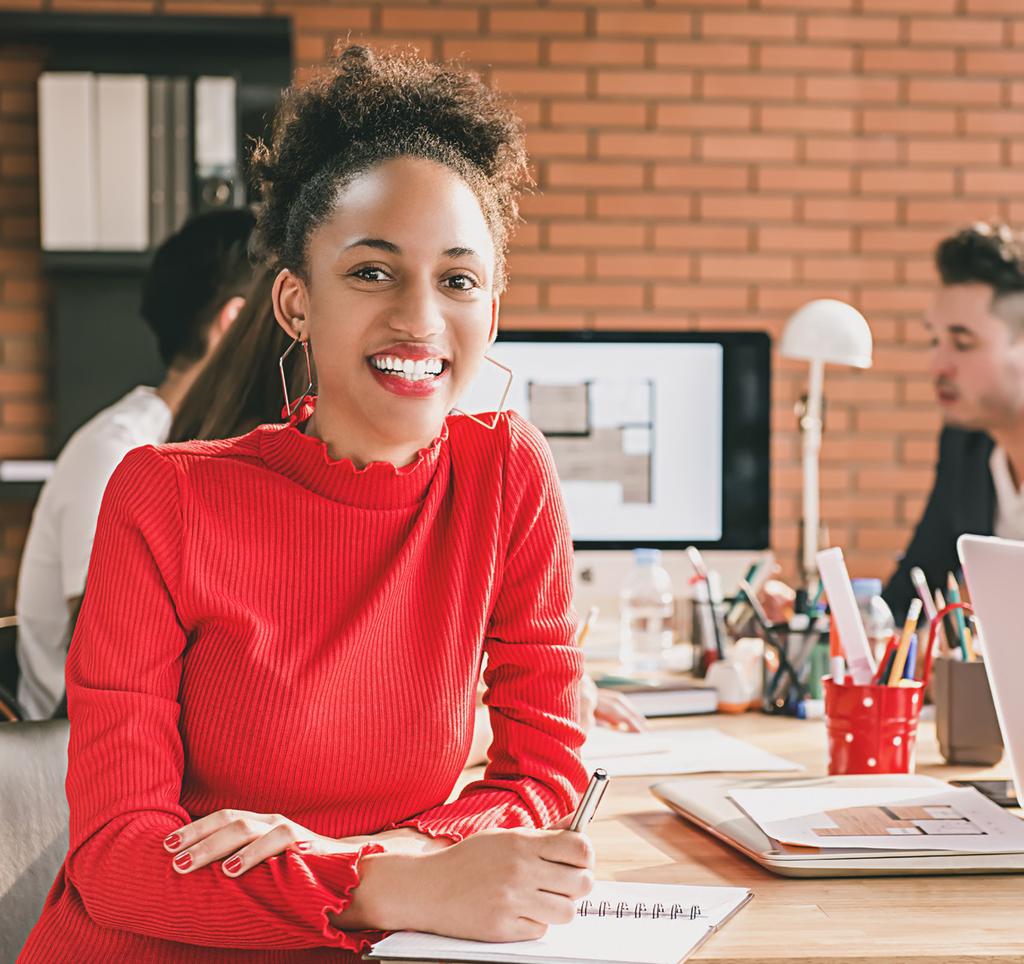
[{"x1": 20, "y1": 405, "x2": 586, "y2": 963}]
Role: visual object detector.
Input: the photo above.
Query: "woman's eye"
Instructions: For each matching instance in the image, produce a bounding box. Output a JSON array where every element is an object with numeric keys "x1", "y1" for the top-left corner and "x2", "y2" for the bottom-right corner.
[
  {"x1": 444, "y1": 274, "x2": 477, "y2": 291},
  {"x1": 352, "y1": 266, "x2": 390, "y2": 282}
]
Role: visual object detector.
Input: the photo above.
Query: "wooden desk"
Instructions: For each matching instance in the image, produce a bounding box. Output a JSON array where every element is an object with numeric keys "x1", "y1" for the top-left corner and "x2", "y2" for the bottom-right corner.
[{"x1": 572, "y1": 713, "x2": 1023, "y2": 963}]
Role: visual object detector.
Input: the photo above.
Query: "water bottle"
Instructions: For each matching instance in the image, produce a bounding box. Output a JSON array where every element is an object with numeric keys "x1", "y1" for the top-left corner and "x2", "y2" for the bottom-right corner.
[
  {"x1": 851, "y1": 578, "x2": 895, "y2": 662},
  {"x1": 619, "y1": 548, "x2": 675, "y2": 672}
]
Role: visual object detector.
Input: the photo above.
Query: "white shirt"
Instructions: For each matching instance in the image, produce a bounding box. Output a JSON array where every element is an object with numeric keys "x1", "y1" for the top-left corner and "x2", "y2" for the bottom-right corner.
[
  {"x1": 990, "y1": 445, "x2": 1024, "y2": 542},
  {"x1": 15, "y1": 387, "x2": 171, "y2": 719}
]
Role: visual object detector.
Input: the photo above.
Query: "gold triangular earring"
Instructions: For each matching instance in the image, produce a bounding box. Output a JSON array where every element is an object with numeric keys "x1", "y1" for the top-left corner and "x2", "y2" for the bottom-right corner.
[
  {"x1": 450, "y1": 355, "x2": 514, "y2": 430},
  {"x1": 279, "y1": 334, "x2": 315, "y2": 418}
]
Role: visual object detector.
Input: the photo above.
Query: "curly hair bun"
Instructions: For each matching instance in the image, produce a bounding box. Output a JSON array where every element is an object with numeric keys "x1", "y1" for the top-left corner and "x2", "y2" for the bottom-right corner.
[{"x1": 250, "y1": 43, "x2": 531, "y2": 291}]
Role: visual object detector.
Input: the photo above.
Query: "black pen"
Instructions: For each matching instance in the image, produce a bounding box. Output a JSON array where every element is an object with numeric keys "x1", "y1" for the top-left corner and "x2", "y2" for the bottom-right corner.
[{"x1": 569, "y1": 769, "x2": 609, "y2": 832}]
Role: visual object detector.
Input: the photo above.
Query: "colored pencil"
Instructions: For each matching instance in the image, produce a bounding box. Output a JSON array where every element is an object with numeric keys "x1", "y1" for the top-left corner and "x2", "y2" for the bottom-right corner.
[
  {"x1": 576, "y1": 605, "x2": 599, "y2": 649},
  {"x1": 946, "y1": 572, "x2": 969, "y2": 661},
  {"x1": 888, "y1": 598, "x2": 922, "y2": 685},
  {"x1": 910, "y1": 567, "x2": 938, "y2": 625},
  {"x1": 871, "y1": 636, "x2": 898, "y2": 685}
]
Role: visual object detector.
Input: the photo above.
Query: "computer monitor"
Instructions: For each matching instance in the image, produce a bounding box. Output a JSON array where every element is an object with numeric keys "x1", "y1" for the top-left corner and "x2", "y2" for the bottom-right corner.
[{"x1": 455, "y1": 330, "x2": 770, "y2": 550}]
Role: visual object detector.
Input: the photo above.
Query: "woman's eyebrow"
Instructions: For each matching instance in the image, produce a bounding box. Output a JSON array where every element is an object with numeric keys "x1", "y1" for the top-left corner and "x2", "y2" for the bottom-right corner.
[
  {"x1": 345, "y1": 237, "x2": 401, "y2": 253},
  {"x1": 343, "y1": 239, "x2": 481, "y2": 260}
]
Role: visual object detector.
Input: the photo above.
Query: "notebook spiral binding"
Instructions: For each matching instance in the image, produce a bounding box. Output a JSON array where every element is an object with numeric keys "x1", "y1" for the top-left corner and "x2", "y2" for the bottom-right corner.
[{"x1": 577, "y1": 900, "x2": 704, "y2": 921}]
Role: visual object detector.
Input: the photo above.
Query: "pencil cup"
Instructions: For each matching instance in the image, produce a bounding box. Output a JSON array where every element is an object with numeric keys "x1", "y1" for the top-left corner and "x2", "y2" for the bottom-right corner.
[
  {"x1": 823, "y1": 677, "x2": 923, "y2": 775},
  {"x1": 932, "y1": 657, "x2": 1004, "y2": 766}
]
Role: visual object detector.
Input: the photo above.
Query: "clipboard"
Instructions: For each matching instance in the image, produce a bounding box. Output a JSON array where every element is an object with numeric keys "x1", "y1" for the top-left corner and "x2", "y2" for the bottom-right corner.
[{"x1": 652, "y1": 774, "x2": 1024, "y2": 878}]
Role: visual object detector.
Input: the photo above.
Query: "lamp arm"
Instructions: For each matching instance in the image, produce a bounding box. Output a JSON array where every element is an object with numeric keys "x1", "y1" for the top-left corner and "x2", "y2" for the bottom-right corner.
[{"x1": 801, "y1": 358, "x2": 825, "y2": 587}]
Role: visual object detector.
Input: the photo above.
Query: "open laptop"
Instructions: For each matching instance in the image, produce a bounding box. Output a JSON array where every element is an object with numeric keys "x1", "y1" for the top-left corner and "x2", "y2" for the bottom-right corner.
[{"x1": 956, "y1": 534, "x2": 1024, "y2": 806}]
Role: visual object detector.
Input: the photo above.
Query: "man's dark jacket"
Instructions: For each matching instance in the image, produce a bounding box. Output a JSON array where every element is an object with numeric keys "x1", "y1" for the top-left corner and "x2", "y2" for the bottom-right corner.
[{"x1": 882, "y1": 427, "x2": 995, "y2": 622}]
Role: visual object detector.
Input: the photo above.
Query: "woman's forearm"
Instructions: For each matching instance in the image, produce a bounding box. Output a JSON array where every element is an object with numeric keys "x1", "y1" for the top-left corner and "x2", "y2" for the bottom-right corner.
[{"x1": 327, "y1": 850, "x2": 421, "y2": 931}]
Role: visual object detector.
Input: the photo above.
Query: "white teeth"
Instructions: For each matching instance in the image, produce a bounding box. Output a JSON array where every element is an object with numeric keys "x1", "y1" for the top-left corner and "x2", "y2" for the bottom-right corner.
[{"x1": 371, "y1": 355, "x2": 446, "y2": 380}]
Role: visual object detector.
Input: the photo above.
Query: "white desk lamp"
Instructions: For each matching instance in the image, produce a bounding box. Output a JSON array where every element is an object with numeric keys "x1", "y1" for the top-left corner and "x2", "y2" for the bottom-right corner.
[{"x1": 780, "y1": 299, "x2": 873, "y2": 590}]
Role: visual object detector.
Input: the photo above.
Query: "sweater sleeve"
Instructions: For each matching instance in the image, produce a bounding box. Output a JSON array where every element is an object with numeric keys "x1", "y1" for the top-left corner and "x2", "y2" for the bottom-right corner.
[
  {"x1": 395, "y1": 414, "x2": 588, "y2": 840},
  {"x1": 62, "y1": 446, "x2": 384, "y2": 952}
]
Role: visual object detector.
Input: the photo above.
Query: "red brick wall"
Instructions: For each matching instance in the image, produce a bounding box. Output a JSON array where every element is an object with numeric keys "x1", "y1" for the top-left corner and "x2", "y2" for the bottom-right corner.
[{"x1": 4, "y1": 0, "x2": 1020, "y2": 608}]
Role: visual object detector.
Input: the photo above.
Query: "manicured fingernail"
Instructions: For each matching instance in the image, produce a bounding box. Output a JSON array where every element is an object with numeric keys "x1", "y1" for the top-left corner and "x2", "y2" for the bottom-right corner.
[
  {"x1": 173, "y1": 852, "x2": 192, "y2": 871},
  {"x1": 163, "y1": 833, "x2": 182, "y2": 852},
  {"x1": 294, "y1": 841, "x2": 313, "y2": 853},
  {"x1": 223, "y1": 855, "x2": 243, "y2": 875}
]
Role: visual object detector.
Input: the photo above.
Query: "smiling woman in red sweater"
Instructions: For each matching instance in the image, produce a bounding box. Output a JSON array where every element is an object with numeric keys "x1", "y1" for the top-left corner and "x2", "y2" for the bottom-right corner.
[{"x1": 21, "y1": 45, "x2": 592, "y2": 963}]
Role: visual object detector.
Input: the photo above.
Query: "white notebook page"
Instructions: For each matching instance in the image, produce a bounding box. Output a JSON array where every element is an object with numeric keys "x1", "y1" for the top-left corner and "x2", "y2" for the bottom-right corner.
[{"x1": 369, "y1": 881, "x2": 750, "y2": 964}]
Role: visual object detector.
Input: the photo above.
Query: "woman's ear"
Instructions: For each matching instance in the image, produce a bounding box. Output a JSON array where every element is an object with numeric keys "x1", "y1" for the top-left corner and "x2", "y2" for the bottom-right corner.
[
  {"x1": 272, "y1": 269, "x2": 308, "y2": 340},
  {"x1": 487, "y1": 296, "x2": 501, "y2": 347}
]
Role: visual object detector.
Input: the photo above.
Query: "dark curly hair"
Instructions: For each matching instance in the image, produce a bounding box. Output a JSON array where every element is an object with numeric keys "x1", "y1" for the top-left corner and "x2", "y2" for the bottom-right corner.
[
  {"x1": 936, "y1": 222, "x2": 1024, "y2": 298},
  {"x1": 249, "y1": 44, "x2": 531, "y2": 293}
]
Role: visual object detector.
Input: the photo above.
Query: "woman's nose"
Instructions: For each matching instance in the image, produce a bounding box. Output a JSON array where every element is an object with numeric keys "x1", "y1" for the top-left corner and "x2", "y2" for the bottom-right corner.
[{"x1": 388, "y1": 287, "x2": 446, "y2": 340}]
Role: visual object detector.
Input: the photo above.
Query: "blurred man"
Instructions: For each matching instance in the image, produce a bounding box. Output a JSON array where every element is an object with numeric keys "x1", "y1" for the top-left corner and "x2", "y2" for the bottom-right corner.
[
  {"x1": 15, "y1": 209, "x2": 256, "y2": 719},
  {"x1": 883, "y1": 222, "x2": 1024, "y2": 619}
]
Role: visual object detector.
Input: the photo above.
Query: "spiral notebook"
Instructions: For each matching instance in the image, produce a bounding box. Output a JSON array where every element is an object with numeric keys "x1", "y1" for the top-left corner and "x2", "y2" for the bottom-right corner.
[{"x1": 366, "y1": 880, "x2": 751, "y2": 964}]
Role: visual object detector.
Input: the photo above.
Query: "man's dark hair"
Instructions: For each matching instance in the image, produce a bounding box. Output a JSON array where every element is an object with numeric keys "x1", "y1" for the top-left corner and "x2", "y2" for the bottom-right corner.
[
  {"x1": 935, "y1": 222, "x2": 1024, "y2": 297},
  {"x1": 140, "y1": 208, "x2": 256, "y2": 368},
  {"x1": 249, "y1": 44, "x2": 531, "y2": 293}
]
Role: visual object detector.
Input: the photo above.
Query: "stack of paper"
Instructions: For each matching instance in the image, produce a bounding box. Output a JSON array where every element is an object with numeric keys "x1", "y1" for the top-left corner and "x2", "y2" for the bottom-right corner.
[
  {"x1": 729, "y1": 784, "x2": 1024, "y2": 853},
  {"x1": 582, "y1": 727, "x2": 802, "y2": 778}
]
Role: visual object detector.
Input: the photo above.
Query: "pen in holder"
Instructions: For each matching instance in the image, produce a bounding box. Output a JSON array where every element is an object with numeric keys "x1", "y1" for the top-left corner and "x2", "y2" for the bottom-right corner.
[
  {"x1": 761, "y1": 623, "x2": 819, "y2": 715},
  {"x1": 925, "y1": 601, "x2": 1004, "y2": 766},
  {"x1": 733, "y1": 578, "x2": 821, "y2": 715}
]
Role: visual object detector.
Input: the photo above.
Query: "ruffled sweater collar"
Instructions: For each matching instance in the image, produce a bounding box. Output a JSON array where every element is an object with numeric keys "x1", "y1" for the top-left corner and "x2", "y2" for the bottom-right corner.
[{"x1": 256, "y1": 396, "x2": 448, "y2": 508}]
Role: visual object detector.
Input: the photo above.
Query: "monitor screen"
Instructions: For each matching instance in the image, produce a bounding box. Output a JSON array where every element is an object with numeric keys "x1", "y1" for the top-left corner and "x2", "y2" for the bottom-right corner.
[{"x1": 454, "y1": 331, "x2": 770, "y2": 550}]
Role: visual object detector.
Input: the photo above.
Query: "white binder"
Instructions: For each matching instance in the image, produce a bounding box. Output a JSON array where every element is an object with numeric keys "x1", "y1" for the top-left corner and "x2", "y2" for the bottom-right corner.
[
  {"x1": 38, "y1": 72, "x2": 98, "y2": 250},
  {"x1": 97, "y1": 74, "x2": 149, "y2": 250}
]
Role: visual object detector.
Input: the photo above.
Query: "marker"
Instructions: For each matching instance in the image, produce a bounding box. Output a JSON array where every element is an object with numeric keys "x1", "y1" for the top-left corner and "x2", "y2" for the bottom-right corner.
[
  {"x1": 569, "y1": 769, "x2": 609, "y2": 832},
  {"x1": 816, "y1": 547, "x2": 876, "y2": 685}
]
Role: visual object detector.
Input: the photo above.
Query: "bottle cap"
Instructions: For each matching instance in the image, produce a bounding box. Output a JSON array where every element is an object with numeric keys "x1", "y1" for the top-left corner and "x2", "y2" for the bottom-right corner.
[
  {"x1": 632, "y1": 547, "x2": 661, "y2": 566},
  {"x1": 851, "y1": 577, "x2": 883, "y2": 599}
]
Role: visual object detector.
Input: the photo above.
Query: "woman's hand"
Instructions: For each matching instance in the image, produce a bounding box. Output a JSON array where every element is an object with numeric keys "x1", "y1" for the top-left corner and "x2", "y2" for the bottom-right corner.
[
  {"x1": 579, "y1": 674, "x2": 647, "y2": 733},
  {"x1": 163, "y1": 811, "x2": 446, "y2": 878},
  {"x1": 351, "y1": 827, "x2": 594, "y2": 941},
  {"x1": 594, "y1": 689, "x2": 647, "y2": 732}
]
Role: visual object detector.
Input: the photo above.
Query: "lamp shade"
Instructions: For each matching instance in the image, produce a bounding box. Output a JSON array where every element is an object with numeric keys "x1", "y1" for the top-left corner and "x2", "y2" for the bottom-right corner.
[{"x1": 780, "y1": 299, "x2": 873, "y2": 369}]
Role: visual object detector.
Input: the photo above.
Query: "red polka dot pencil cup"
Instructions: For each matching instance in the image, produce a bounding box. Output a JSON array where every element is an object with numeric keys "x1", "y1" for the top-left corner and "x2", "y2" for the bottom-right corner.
[{"x1": 824, "y1": 675, "x2": 924, "y2": 775}]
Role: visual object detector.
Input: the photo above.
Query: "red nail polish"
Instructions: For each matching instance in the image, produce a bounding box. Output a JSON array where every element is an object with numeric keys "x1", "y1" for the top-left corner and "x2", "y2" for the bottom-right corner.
[
  {"x1": 173, "y1": 852, "x2": 192, "y2": 871},
  {"x1": 164, "y1": 833, "x2": 182, "y2": 852},
  {"x1": 294, "y1": 841, "x2": 313, "y2": 853},
  {"x1": 223, "y1": 855, "x2": 243, "y2": 875}
]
